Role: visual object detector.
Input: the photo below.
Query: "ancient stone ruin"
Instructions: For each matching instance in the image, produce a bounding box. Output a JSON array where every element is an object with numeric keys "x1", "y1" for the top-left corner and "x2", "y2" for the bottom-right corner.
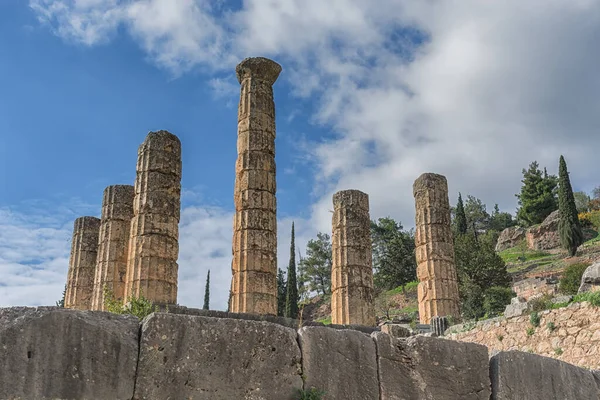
[
  {"x1": 2, "y1": 306, "x2": 599, "y2": 400},
  {"x1": 331, "y1": 190, "x2": 376, "y2": 326},
  {"x1": 413, "y1": 173, "x2": 461, "y2": 324},
  {"x1": 124, "y1": 130, "x2": 182, "y2": 304},
  {"x1": 91, "y1": 185, "x2": 134, "y2": 310},
  {"x1": 230, "y1": 57, "x2": 281, "y2": 315},
  {"x1": 65, "y1": 130, "x2": 182, "y2": 310},
  {"x1": 65, "y1": 216, "x2": 101, "y2": 310}
]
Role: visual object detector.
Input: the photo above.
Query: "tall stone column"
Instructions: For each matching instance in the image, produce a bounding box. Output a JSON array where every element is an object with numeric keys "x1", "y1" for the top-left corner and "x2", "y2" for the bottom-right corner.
[
  {"x1": 330, "y1": 190, "x2": 376, "y2": 326},
  {"x1": 65, "y1": 216, "x2": 101, "y2": 310},
  {"x1": 413, "y1": 173, "x2": 461, "y2": 324},
  {"x1": 91, "y1": 185, "x2": 134, "y2": 310},
  {"x1": 230, "y1": 57, "x2": 281, "y2": 315},
  {"x1": 124, "y1": 130, "x2": 182, "y2": 305}
]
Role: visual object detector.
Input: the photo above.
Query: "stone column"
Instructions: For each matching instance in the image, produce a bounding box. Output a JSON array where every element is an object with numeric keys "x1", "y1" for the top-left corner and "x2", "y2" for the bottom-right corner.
[
  {"x1": 124, "y1": 130, "x2": 182, "y2": 305},
  {"x1": 413, "y1": 173, "x2": 461, "y2": 324},
  {"x1": 91, "y1": 185, "x2": 135, "y2": 311},
  {"x1": 230, "y1": 57, "x2": 281, "y2": 315},
  {"x1": 330, "y1": 190, "x2": 376, "y2": 326},
  {"x1": 65, "y1": 216, "x2": 101, "y2": 310}
]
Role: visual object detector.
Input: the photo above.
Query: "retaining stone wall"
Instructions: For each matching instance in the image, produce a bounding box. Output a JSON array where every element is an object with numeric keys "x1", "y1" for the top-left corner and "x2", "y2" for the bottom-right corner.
[
  {"x1": 1, "y1": 306, "x2": 599, "y2": 399},
  {"x1": 447, "y1": 301, "x2": 600, "y2": 370}
]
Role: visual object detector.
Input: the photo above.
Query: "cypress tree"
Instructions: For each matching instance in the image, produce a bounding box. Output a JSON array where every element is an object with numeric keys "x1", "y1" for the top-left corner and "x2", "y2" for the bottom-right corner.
[
  {"x1": 558, "y1": 156, "x2": 584, "y2": 256},
  {"x1": 227, "y1": 288, "x2": 232, "y2": 312},
  {"x1": 56, "y1": 284, "x2": 66, "y2": 308},
  {"x1": 285, "y1": 222, "x2": 299, "y2": 319},
  {"x1": 203, "y1": 270, "x2": 210, "y2": 310},
  {"x1": 455, "y1": 193, "x2": 468, "y2": 235},
  {"x1": 277, "y1": 268, "x2": 287, "y2": 316}
]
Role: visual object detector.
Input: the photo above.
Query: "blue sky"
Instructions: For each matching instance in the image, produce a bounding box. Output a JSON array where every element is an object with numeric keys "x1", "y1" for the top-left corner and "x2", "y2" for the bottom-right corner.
[{"x1": 1, "y1": 1, "x2": 600, "y2": 310}]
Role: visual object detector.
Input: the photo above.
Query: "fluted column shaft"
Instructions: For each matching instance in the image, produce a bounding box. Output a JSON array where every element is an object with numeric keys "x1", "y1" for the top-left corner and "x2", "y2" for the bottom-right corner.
[
  {"x1": 65, "y1": 216, "x2": 101, "y2": 310},
  {"x1": 413, "y1": 173, "x2": 461, "y2": 324},
  {"x1": 91, "y1": 185, "x2": 134, "y2": 310},
  {"x1": 124, "y1": 130, "x2": 182, "y2": 304},
  {"x1": 230, "y1": 57, "x2": 281, "y2": 315},
  {"x1": 331, "y1": 190, "x2": 376, "y2": 326}
]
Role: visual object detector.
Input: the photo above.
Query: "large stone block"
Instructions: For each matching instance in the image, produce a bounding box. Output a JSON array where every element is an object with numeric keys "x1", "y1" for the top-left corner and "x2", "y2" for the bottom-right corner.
[
  {"x1": 135, "y1": 313, "x2": 302, "y2": 400},
  {"x1": 490, "y1": 351, "x2": 599, "y2": 399},
  {"x1": 0, "y1": 307, "x2": 139, "y2": 400},
  {"x1": 373, "y1": 333, "x2": 490, "y2": 400},
  {"x1": 299, "y1": 326, "x2": 379, "y2": 400}
]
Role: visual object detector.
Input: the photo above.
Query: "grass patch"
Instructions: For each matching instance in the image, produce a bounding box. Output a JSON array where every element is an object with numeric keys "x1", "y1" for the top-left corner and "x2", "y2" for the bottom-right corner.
[
  {"x1": 316, "y1": 317, "x2": 332, "y2": 325},
  {"x1": 572, "y1": 291, "x2": 600, "y2": 306},
  {"x1": 385, "y1": 281, "x2": 419, "y2": 296},
  {"x1": 499, "y1": 246, "x2": 552, "y2": 264}
]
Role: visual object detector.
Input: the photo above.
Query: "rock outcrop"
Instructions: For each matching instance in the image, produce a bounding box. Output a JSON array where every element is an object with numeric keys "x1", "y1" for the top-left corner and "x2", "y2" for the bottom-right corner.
[
  {"x1": 495, "y1": 226, "x2": 526, "y2": 251},
  {"x1": 526, "y1": 210, "x2": 561, "y2": 250},
  {"x1": 578, "y1": 261, "x2": 600, "y2": 293}
]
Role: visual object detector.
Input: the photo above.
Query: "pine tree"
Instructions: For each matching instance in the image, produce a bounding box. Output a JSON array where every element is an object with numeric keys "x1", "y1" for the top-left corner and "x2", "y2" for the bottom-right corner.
[
  {"x1": 285, "y1": 222, "x2": 299, "y2": 319},
  {"x1": 277, "y1": 268, "x2": 287, "y2": 316},
  {"x1": 516, "y1": 161, "x2": 558, "y2": 226},
  {"x1": 455, "y1": 193, "x2": 468, "y2": 235},
  {"x1": 558, "y1": 156, "x2": 584, "y2": 256},
  {"x1": 203, "y1": 270, "x2": 210, "y2": 310}
]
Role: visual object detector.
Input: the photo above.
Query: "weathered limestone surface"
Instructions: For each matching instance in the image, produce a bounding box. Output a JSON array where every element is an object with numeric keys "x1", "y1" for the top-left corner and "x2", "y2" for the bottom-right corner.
[
  {"x1": 490, "y1": 351, "x2": 600, "y2": 400},
  {"x1": 579, "y1": 261, "x2": 600, "y2": 293},
  {"x1": 413, "y1": 173, "x2": 461, "y2": 324},
  {"x1": 0, "y1": 307, "x2": 139, "y2": 400},
  {"x1": 125, "y1": 130, "x2": 182, "y2": 305},
  {"x1": 231, "y1": 57, "x2": 281, "y2": 315},
  {"x1": 65, "y1": 216, "x2": 101, "y2": 310},
  {"x1": 135, "y1": 313, "x2": 302, "y2": 400},
  {"x1": 299, "y1": 326, "x2": 379, "y2": 400},
  {"x1": 331, "y1": 190, "x2": 375, "y2": 326},
  {"x1": 92, "y1": 185, "x2": 134, "y2": 310},
  {"x1": 373, "y1": 333, "x2": 490, "y2": 400}
]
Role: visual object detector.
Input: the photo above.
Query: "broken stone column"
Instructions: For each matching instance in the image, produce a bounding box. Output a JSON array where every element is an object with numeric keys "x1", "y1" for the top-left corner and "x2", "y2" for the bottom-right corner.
[
  {"x1": 330, "y1": 190, "x2": 376, "y2": 326},
  {"x1": 65, "y1": 216, "x2": 101, "y2": 310},
  {"x1": 230, "y1": 57, "x2": 281, "y2": 315},
  {"x1": 413, "y1": 173, "x2": 461, "y2": 324},
  {"x1": 124, "y1": 131, "x2": 182, "y2": 305},
  {"x1": 91, "y1": 185, "x2": 135, "y2": 311}
]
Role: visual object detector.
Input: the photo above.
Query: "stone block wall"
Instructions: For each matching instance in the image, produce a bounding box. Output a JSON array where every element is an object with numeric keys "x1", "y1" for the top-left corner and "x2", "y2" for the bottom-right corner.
[
  {"x1": 512, "y1": 276, "x2": 559, "y2": 301},
  {"x1": 1, "y1": 306, "x2": 599, "y2": 400},
  {"x1": 447, "y1": 301, "x2": 600, "y2": 370}
]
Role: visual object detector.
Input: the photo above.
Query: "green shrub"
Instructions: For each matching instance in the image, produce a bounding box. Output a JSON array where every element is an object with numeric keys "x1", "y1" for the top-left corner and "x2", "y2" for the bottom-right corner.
[
  {"x1": 572, "y1": 291, "x2": 600, "y2": 307},
  {"x1": 578, "y1": 210, "x2": 600, "y2": 230},
  {"x1": 526, "y1": 327, "x2": 535, "y2": 336},
  {"x1": 528, "y1": 294, "x2": 554, "y2": 312},
  {"x1": 297, "y1": 388, "x2": 326, "y2": 400},
  {"x1": 530, "y1": 311, "x2": 541, "y2": 327},
  {"x1": 547, "y1": 322, "x2": 556, "y2": 332},
  {"x1": 555, "y1": 348, "x2": 563, "y2": 356},
  {"x1": 559, "y1": 263, "x2": 590, "y2": 295},
  {"x1": 103, "y1": 285, "x2": 159, "y2": 319},
  {"x1": 483, "y1": 286, "x2": 515, "y2": 317}
]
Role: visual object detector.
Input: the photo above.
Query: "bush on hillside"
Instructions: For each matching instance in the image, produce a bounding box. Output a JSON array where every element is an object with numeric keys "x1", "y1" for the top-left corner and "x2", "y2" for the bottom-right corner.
[
  {"x1": 578, "y1": 210, "x2": 600, "y2": 230},
  {"x1": 559, "y1": 262, "x2": 590, "y2": 295},
  {"x1": 483, "y1": 286, "x2": 515, "y2": 317}
]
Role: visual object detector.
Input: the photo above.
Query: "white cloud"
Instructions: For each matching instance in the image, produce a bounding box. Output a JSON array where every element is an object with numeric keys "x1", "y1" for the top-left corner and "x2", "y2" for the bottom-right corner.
[{"x1": 19, "y1": 0, "x2": 600, "y2": 308}]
